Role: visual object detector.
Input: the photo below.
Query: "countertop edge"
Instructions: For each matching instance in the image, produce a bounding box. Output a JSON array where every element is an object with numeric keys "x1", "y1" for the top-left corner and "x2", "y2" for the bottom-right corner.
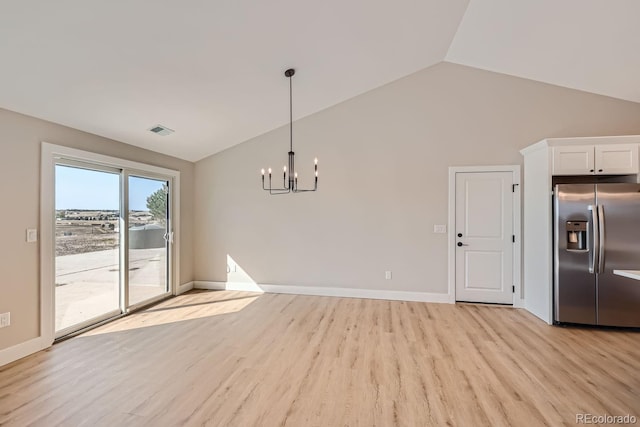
[{"x1": 613, "y1": 270, "x2": 640, "y2": 281}]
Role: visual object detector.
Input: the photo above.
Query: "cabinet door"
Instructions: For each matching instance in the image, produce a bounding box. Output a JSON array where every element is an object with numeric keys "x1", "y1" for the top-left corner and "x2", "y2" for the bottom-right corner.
[
  {"x1": 552, "y1": 145, "x2": 594, "y2": 175},
  {"x1": 594, "y1": 144, "x2": 639, "y2": 175}
]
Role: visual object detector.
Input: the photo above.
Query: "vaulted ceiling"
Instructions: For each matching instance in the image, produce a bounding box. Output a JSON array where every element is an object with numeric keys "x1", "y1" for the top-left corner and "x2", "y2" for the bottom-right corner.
[{"x1": 1, "y1": 1, "x2": 638, "y2": 161}]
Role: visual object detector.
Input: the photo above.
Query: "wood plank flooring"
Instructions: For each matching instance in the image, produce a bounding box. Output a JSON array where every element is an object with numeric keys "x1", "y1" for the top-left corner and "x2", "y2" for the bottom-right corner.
[{"x1": 0, "y1": 290, "x2": 638, "y2": 426}]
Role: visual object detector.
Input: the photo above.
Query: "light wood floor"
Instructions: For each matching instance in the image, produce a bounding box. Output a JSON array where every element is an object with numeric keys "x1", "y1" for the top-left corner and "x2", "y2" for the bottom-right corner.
[{"x1": 0, "y1": 290, "x2": 638, "y2": 426}]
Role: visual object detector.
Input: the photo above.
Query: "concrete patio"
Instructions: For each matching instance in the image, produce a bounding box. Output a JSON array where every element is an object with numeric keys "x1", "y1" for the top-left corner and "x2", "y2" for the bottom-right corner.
[{"x1": 56, "y1": 248, "x2": 167, "y2": 331}]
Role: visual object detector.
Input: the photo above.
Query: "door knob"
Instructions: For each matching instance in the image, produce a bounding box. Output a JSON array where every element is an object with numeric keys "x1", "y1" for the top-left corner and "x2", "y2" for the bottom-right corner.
[
  {"x1": 457, "y1": 233, "x2": 463, "y2": 238},
  {"x1": 457, "y1": 242, "x2": 468, "y2": 247}
]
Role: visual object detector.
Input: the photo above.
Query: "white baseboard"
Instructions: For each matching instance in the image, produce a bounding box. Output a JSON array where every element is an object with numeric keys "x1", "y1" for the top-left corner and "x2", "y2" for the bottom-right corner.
[
  {"x1": 176, "y1": 281, "x2": 194, "y2": 295},
  {"x1": 193, "y1": 281, "x2": 226, "y2": 291},
  {"x1": 261, "y1": 284, "x2": 452, "y2": 303},
  {"x1": 224, "y1": 282, "x2": 266, "y2": 292},
  {"x1": 195, "y1": 281, "x2": 452, "y2": 304},
  {"x1": 0, "y1": 336, "x2": 50, "y2": 368}
]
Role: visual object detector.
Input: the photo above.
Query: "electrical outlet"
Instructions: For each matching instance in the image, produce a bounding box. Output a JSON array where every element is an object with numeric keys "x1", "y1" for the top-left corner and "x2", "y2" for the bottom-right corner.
[
  {"x1": 433, "y1": 224, "x2": 447, "y2": 233},
  {"x1": 0, "y1": 312, "x2": 10, "y2": 328},
  {"x1": 385, "y1": 271, "x2": 392, "y2": 280},
  {"x1": 26, "y1": 229, "x2": 38, "y2": 243}
]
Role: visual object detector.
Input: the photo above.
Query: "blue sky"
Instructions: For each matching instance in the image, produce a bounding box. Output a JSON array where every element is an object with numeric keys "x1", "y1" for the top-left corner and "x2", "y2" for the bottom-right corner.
[{"x1": 55, "y1": 165, "x2": 166, "y2": 211}]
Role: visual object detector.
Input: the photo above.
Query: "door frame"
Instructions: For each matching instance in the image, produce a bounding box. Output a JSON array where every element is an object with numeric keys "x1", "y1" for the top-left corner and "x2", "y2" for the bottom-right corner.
[
  {"x1": 41, "y1": 142, "x2": 181, "y2": 345},
  {"x1": 447, "y1": 165, "x2": 522, "y2": 307}
]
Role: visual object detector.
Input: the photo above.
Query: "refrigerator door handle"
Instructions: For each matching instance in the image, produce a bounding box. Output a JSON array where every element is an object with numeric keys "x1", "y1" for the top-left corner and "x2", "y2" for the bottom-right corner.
[
  {"x1": 598, "y1": 204, "x2": 605, "y2": 273},
  {"x1": 588, "y1": 205, "x2": 598, "y2": 274}
]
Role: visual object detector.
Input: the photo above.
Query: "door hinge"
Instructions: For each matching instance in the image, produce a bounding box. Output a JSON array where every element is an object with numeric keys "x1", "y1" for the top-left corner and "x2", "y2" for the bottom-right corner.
[
  {"x1": 512, "y1": 285, "x2": 515, "y2": 293},
  {"x1": 512, "y1": 235, "x2": 515, "y2": 243},
  {"x1": 512, "y1": 183, "x2": 519, "y2": 193}
]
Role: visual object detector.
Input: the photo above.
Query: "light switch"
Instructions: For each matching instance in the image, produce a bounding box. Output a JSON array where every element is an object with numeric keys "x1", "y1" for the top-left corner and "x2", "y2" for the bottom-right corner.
[
  {"x1": 0, "y1": 312, "x2": 10, "y2": 328},
  {"x1": 26, "y1": 229, "x2": 38, "y2": 243},
  {"x1": 433, "y1": 224, "x2": 447, "y2": 234}
]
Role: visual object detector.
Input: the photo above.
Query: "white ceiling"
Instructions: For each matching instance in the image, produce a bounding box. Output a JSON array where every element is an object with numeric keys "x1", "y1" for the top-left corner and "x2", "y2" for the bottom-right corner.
[
  {"x1": 446, "y1": 0, "x2": 640, "y2": 104},
  {"x1": 0, "y1": 1, "x2": 638, "y2": 162}
]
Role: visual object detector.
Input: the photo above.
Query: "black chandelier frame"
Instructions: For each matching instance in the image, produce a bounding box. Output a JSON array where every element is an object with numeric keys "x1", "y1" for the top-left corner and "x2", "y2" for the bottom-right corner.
[{"x1": 261, "y1": 68, "x2": 318, "y2": 195}]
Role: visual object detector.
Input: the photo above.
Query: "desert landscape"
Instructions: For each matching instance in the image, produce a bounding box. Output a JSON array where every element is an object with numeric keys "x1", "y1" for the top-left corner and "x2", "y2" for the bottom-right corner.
[{"x1": 55, "y1": 209, "x2": 155, "y2": 256}]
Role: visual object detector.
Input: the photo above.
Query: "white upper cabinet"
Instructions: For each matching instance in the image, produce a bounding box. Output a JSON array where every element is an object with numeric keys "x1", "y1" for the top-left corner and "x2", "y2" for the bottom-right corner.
[
  {"x1": 552, "y1": 144, "x2": 638, "y2": 176},
  {"x1": 552, "y1": 145, "x2": 595, "y2": 175},
  {"x1": 594, "y1": 144, "x2": 638, "y2": 175}
]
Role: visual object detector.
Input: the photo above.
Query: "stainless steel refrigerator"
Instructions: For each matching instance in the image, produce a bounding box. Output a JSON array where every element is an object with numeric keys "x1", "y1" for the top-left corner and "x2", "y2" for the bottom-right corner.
[{"x1": 554, "y1": 183, "x2": 640, "y2": 327}]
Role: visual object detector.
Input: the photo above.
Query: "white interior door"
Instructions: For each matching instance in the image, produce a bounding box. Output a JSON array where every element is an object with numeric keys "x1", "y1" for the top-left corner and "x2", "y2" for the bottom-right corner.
[{"x1": 455, "y1": 171, "x2": 514, "y2": 304}]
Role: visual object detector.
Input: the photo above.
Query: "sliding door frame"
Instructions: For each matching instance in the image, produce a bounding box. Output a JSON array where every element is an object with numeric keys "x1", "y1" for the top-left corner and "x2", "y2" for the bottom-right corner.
[{"x1": 41, "y1": 142, "x2": 181, "y2": 345}]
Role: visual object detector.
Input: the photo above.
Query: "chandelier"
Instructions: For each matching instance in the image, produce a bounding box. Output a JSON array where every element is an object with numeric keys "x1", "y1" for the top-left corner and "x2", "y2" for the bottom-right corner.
[{"x1": 261, "y1": 68, "x2": 318, "y2": 194}]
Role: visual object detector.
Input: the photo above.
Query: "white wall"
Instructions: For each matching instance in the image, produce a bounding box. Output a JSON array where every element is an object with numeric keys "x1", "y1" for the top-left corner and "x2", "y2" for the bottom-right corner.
[
  {"x1": 0, "y1": 108, "x2": 195, "y2": 352},
  {"x1": 194, "y1": 62, "x2": 640, "y2": 296}
]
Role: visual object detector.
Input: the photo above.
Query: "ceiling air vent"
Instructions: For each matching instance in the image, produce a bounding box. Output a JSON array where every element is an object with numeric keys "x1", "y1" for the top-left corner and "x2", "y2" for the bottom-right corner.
[{"x1": 148, "y1": 124, "x2": 174, "y2": 136}]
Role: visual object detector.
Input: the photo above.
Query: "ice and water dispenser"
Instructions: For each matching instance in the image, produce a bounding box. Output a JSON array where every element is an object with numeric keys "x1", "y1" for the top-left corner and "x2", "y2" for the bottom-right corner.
[{"x1": 566, "y1": 221, "x2": 588, "y2": 251}]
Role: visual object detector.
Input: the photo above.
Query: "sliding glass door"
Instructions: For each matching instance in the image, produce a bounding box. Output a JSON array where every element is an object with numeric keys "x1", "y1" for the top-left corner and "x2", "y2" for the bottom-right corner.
[
  {"x1": 128, "y1": 175, "x2": 170, "y2": 307},
  {"x1": 55, "y1": 164, "x2": 122, "y2": 335},
  {"x1": 54, "y1": 162, "x2": 173, "y2": 337}
]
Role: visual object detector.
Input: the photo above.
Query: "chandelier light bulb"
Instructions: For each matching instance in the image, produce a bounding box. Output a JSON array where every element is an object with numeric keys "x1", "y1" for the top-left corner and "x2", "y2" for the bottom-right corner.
[
  {"x1": 314, "y1": 158, "x2": 318, "y2": 165},
  {"x1": 261, "y1": 168, "x2": 265, "y2": 175},
  {"x1": 283, "y1": 166, "x2": 287, "y2": 172},
  {"x1": 268, "y1": 168, "x2": 272, "y2": 174}
]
